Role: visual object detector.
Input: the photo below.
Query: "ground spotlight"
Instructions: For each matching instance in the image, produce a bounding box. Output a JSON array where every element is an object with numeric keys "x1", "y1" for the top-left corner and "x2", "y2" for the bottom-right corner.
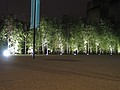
[{"x1": 3, "y1": 49, "x2": 10, "y2": 57}]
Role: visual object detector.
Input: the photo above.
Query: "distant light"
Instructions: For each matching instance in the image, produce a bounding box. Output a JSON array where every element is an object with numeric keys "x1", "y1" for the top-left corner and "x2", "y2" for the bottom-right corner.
[
  {"x1": 3, "y1": 50, "x2": 10, "y2": 57},
  {"x1": 118, "y1": 46, "x2": 120, "y2": 53},
  {"x1": 74, "y1": 53, "x2": 76, "y2": 55},
  {"x1": 60, "y1": 53, "x2": 62, "y2": 55},
  {"x1": 87, "y1": 53, "x2": 89, "y2": 55},
  {"x1": 30, "y1": 49, "x2": 33, "y2": 54},
  {"x1": 96, "y1": 42, "x2": 99, "y2": 46},
  {"x1": 84, "y1": 40, "x2": 87, "y2": 44}
]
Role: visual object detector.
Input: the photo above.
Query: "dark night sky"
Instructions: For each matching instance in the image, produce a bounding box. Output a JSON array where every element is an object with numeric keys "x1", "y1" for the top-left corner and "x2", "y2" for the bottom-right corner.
[{"x1": 0, "y1": 0, "x2": 90, "y2": 21}]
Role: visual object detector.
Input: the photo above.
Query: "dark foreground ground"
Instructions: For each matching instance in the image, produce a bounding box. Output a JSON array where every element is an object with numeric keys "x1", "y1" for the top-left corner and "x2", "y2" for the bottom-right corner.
[{"x1": 0, "y1": 55, "x2": 120, "y2": 90}]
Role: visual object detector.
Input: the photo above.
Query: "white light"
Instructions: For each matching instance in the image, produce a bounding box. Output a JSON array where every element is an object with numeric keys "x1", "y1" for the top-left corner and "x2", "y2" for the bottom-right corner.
[
  {"x1": 96, "y1": 42, "x2": 99, "y2": 46},
  {"x1": 74, "y1": 53, "x2": 76, "y2": 55},
  {"x1": 60, "y1": 53, "x2": 62, "y2": 55},
  {"x1": 84, "y1": 40, "x2": 87, "y2": 44},
  {"x1": 3, "y1": 50, "x2": 10, "y2": 57},
  {"x1": 87, "y1": 53, "x2": 89, "y2": 55},
  {"x1": 30, "y1": 49, "x2": 33, "y2": 54},
  {"x1": 118, "y1": 46, "x2": 120, "y2": 53}
]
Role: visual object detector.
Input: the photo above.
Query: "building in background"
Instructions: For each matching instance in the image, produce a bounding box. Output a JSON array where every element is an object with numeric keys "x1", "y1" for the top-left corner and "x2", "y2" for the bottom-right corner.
[{"x1": 86, "y1": 0, "x2": 120, "y2": 23}]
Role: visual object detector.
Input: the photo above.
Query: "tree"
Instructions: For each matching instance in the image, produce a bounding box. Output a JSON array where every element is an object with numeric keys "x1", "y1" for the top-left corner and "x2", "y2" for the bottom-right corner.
[{"x1": 0, "y1": 15, "x2": 24, "y2": 54}]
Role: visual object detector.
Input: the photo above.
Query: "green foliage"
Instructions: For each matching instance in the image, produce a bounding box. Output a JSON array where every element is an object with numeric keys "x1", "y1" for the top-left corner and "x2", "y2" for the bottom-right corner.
[
  {"x1": 0, "y1": 15, "x2": 24, "y2": 54},
  {"x1": 0, "y1": 15, "x2": 119, "y2": 55}
]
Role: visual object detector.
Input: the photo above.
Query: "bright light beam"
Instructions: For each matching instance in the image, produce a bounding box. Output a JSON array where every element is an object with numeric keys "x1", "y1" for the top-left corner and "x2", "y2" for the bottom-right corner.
[{"x1": 3, "y1": 50, "x2": 10, "y2": 57}]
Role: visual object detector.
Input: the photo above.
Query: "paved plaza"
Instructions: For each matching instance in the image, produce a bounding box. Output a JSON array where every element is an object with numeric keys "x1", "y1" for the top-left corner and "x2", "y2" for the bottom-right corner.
[{"x1": 0, "y1": 55, "x2": 120, "y2": 90}]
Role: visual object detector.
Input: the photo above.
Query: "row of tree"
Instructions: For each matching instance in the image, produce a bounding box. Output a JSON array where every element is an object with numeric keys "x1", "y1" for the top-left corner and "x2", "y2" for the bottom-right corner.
[{"x1": 0, "y1": 15, "x2": 120, "y2": 55}]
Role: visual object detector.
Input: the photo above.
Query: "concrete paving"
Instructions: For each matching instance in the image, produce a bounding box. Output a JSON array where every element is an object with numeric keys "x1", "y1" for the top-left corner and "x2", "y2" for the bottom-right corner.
[{"x1": 0, "y1": 55, "x2": 120, "y2": 90}]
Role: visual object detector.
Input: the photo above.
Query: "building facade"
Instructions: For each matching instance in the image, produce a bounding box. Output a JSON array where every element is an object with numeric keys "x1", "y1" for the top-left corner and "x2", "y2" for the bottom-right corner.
[{"x1": 86, "y1": 0, "x2": 120, "y2": 23}]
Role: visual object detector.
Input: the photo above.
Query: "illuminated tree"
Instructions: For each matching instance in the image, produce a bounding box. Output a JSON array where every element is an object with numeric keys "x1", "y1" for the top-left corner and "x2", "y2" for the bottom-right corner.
[
  {"x1": 0, "y1": 15, "x2": 24, "y2": 54},
  {"x1": 0, "y1": 15, "x2": 119, "y2": 55}
]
